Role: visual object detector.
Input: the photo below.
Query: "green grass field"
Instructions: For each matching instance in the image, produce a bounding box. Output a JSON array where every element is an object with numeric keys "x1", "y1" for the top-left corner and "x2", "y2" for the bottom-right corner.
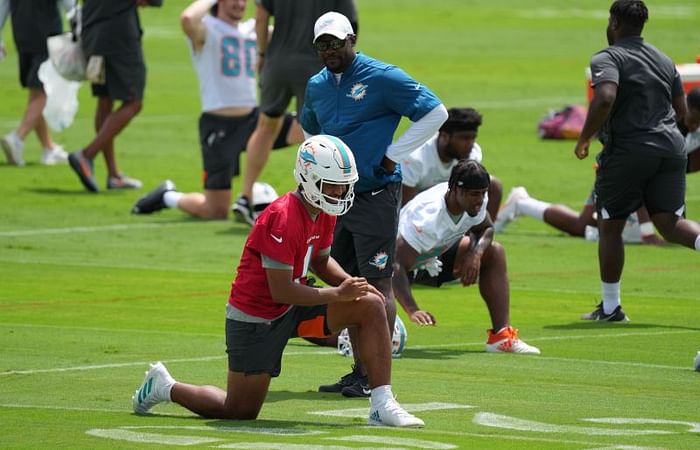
[{"x1": 1, "y1": 0, "x2": 700, "y2": 448}]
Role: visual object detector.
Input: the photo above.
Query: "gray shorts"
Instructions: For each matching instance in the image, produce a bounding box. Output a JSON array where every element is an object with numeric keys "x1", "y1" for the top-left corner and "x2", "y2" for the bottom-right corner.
[
  {"x1": 225, "y1": 304, "x2": 329, "y2": 377},
  {"x1": 331, "y1": 182, "x2": 401, "y2": 279},
  {"x1": 259, "y1": 60, "x2": 322, "y2": 117},
  {"x1": 91, "y1": 50, "x2": 145, "y2": 102},
  {"x1": 595, "y1": 148, "x2": 687, "y2": 219}
]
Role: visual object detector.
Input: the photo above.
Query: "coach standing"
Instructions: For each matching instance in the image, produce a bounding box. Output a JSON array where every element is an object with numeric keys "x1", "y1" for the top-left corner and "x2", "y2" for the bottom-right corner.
[
  {"x1": 301, "y1": 11, "x2": 447, "y2": 397},
  {"x1": 574, "y1": 0, "x2": 700, "y2": 322}
]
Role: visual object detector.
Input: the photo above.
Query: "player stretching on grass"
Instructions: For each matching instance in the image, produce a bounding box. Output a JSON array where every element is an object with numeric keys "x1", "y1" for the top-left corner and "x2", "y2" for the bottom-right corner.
[
  {"x1": 132, "y1": 135, "x2": 424, "y2": 428},
  {"x1": 393, "y1": 159, "x2": 540, "y2": 354},
  {"x1": 132, "y1": 0, "x2": 302, "y2": 219}
]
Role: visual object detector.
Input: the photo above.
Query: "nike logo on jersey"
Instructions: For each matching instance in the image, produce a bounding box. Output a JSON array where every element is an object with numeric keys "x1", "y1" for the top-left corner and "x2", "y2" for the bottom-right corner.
[
  {"x1": 371, "y1": 189, "x2": 384, "y2": 196},
  {"x1": 594, "y1": 71, "x2": 603, "y2": 78},
  {"x1": 414, "y1": 83, "x2": 422, "y2": 90},
  {"x1": 271, "y1": 234, "x2": 283, "y2": 243}
]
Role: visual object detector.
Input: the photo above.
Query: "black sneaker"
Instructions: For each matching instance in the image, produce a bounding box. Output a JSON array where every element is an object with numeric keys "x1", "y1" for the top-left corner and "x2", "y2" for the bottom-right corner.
[
  {"x1": 580, "y1": 302, "x2": 629, "y2": 322},
  {"x1": 131, "y1": 180, "x2": 176, "y2": 214},
  {"x1": 341, "y1": 376, "x2": 370, "y2": 398},
  {"x1": 232, "y1": 195, "x2": 256, "y2": 226},
  {"x1": 318, "y1": 366, "x2": 361, "y2": 393},
  {"x1": 68, "y1": 150, "x2": 99, "y2": 193}
]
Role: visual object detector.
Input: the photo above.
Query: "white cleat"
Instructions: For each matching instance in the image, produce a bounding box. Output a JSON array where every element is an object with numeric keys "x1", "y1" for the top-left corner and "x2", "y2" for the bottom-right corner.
[
  {"x1": 132, "y1": 361, "x2": 175, "y2": 414},
  {"x1": 493, "y1": 186, "x2": 529, "y2": 233},
  {"x1": 41, "y1": 145, "x2": 69, "y2": 165},
  {"x1": 368, "y1": 397, "x2": 425, "y2": 428},
  {"x1": 486, "y1": 326, "x2": 540, "y2": 354},
  {"x1": 1, "y1": 131, "x2": 25, "y2": 166}
]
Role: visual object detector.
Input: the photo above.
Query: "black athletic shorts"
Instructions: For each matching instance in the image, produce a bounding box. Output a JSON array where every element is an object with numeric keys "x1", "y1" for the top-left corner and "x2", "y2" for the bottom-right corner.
[
  {"x1": 331, "y1": 182, "x2": 401, "y2": 278},
  {"x1": 18, "y1": 51, "x2": 47, "y2": 88},
  {"x1": 91, "y1": 50, "x2": 145, "y2": 101},
  {"x1": 199, "y1": 110, "x2": 296, "y2": 190},
  {"x1": 225, "y1": 304, "x2": 329, "y2": 377},
  {"x1": 595, "y1": 148, "x2": 687, "y2": 219}
]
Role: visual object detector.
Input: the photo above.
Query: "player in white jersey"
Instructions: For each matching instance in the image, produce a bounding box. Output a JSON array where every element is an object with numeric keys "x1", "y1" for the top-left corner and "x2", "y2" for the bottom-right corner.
[
  {"x1": 400, "y1": 107, "x2": 502, "y2": 220},
  {"x1": 132, "y1": 0, "x2": 302, "y2": 219},
  {"x1": 393, "y1": 159, "x2": 540, "y2": 354}
]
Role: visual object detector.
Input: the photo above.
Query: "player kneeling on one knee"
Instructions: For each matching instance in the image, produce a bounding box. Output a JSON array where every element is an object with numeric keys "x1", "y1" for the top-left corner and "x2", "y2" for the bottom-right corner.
[
  {"x1": 131, "y1": 135, "x2": 424, "y2": 427},
  {"x1": 392, "y1": 159, "x2": 540, "y2": 354}
]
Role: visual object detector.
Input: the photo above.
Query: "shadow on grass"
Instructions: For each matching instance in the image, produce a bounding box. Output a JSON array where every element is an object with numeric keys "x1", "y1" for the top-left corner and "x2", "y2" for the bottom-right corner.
[
  {"x1": 24, "y1": 187, "x2": 99, "y2": 195},
  {"x1": 544, "y1": 322, "x2": 700, "y2": 332},
  {"x1": 401, "y1": 347, "x2": 480, "y2": 359}
]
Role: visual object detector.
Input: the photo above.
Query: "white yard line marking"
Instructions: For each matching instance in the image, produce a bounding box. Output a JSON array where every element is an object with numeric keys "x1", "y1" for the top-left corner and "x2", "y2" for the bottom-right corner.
[
  {"x1": 122, "y1": 425, "x2": 325, "y2": 436},
  {"x1": 86, "y1": 429, "x2": 222, "y2": 446},
  {"x1": 0, "y1": 322, "x2": 221, "y2": 338},
  {"x1": 473, "y1": 412, "x2": 671, "y2": 436},
  {"x1": 1, "y1": 329, "x2": 696, "y2": 376},
  {"x1": 0, "y1": 221, "x2": 205, "y2": 237},
  {"x1": 325, "y1": 436, "x2": 456, "y2": 449},
  {"x1": 309, "y1": 403, "x2": 473, "y2": 418},
  {"x1": 216, "y1": 443, "x2": 404, "y2": 449}
]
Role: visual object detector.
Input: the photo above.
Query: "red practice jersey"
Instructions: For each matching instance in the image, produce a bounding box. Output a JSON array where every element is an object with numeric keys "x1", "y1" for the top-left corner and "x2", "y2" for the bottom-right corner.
[{"x1": 229, "y1": 193, "x2": 336, "y2": 319}]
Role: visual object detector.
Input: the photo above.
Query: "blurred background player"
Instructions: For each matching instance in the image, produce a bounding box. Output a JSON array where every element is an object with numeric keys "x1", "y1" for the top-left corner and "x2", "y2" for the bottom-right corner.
[
  {"x1": 67, "y1": 0, "x2": 163, "y2": 193},
  {"x1": 494, "y1": 184, "x2": 664, "y2": 245},
  {"x1": 301, "y1": 12, "x2": 447, "y2": 397},
  {"x1": 0, "y1": 0, "x2": 70, "y2": 166},
  {"x1": 401, "y1": 107, "x2": 503, "y2": 220},
  {"x1": 131, "y1": 135, "x2": 424, "y2": 428},
  {"x1": 393, "y1": 159, "x2": 540, "y2": 354},
  {"x1": 574, "y1": 0, "x2": 700, "y2": 321},
  {"x1": 682, "y1": 87, "x2": 700, "y2": 173},
  {"x1": 232, "y1": 0, "x2": 358, "y2": 225},
  {"x1": 132, "y1": 0, "x2": 301, "y2": 219}
]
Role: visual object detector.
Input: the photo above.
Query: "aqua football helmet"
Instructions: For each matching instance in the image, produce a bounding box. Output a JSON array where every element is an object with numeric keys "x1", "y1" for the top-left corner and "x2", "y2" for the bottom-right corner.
[{"x1": 294, "y1": 135, "x2": 358, "y2": 216}]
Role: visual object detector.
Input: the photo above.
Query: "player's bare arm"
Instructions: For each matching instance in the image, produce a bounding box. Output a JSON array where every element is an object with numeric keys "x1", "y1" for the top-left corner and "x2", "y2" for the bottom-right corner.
[
  {"x1": 266, "y1": 268, "x2": 372, "y2": 306},
  {"x1": 392, "y1": 236, "x2": 436, "y2": 326},
  {"x1": 454, "y1": 222, "x2": 492, "y2": 286},
  {"x1": 575, "y1": 81, "x2": 617, "y2": 160},
  {"x1": 310, "y1": 252, "x2": 385, "y2": 301},
  {"x1": 180, "y1": 0, "x2": 211, "y2": 51}
]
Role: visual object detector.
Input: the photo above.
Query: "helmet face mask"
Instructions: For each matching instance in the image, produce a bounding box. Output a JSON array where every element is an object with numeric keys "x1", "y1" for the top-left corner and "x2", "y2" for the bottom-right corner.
[{"x1": 294, "y1": 135, "x2": 358, "y2": 216}]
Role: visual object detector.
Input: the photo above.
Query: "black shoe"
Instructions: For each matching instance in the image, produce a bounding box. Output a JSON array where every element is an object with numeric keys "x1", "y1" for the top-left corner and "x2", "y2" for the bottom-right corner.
[
  {"x1": 318, "y1": 366, "x2": 361, "y2": 393},
  {"x1": 232, "y1": 194, "x2": 256, "y2": 226},
  {"x1": 580, "y1": 302, "x2": 629, "y2": 322},
  {"x1": 131, "y1": 180, "x2": 176, "y2": 214},
  {"x1": 341, "y1": 376, "x2": 370, "y2": 398},
  {"x1": 68, "y1": 150, "x2": 99, "y2": 193}
]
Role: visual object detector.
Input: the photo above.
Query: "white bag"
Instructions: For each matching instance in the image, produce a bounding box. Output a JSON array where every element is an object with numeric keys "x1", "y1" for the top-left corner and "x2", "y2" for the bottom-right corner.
[
  {"x1": 46, "y1": 4, "x2": 85, "y2": 81},
  {"x1": 47, "y1": 32, "x2": 86, "y2": 81},
  {"x1": 38, "y1": 60, "x2": 81, "y2": 131}
]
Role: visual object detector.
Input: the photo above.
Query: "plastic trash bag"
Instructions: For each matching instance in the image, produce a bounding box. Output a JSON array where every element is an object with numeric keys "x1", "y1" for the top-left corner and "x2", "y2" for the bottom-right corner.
[{"x1": 38, "y1": 60, "x2": 81, "y2": 132}]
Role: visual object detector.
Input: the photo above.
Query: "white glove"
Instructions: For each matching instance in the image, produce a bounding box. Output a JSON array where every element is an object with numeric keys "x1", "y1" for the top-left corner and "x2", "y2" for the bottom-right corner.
[{"x1": 418, "y1": 257, "x2": 443, "y2": 277}]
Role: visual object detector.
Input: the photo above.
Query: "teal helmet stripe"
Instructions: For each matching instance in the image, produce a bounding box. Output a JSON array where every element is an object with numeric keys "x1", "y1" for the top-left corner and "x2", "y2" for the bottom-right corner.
[{"x1": 324, "y1": 135, "x2": 352, "y2": 175}]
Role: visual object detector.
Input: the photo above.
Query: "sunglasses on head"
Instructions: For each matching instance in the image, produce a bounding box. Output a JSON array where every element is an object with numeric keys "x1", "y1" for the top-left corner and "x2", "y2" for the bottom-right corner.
[{"x1": 313, "y1": 38, "x2": 347, "y2": 52}]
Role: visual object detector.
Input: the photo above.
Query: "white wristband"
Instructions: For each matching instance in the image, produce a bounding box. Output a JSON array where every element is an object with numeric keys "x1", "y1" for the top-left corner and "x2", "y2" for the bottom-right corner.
[{"x1": 639, "y1": 221, "x2": 655, "y2": 236}]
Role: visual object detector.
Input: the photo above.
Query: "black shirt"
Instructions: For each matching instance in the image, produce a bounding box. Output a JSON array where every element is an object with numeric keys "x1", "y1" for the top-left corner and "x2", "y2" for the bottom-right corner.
[{"x1": 591, "y1": 36, "x2": 685, "y2": 157}]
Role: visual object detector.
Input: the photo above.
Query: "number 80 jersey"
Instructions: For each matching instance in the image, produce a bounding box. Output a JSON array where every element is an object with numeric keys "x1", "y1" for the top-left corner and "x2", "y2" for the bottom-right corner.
[{"x1": 190, "y1": 15, "x2": 257, "y2": 112}]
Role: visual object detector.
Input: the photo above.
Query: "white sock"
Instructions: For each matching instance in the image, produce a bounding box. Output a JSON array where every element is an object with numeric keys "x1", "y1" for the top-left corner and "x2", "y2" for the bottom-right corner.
[
  {"x1": 370, "y1": 384, "x2": 393, "y2": 408},
  {"x1": 517, "y1": 197, "x2": 550, "y2": 220},
  {"x1": 601, "y1": 281, "x2": 621, "y2": 314},
  {"x1": 163, "y1": 191, "x2": 184, "y2": 208},
  {"x1": 695, "y1": 234, "x2": 700, "y2": 251}
]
